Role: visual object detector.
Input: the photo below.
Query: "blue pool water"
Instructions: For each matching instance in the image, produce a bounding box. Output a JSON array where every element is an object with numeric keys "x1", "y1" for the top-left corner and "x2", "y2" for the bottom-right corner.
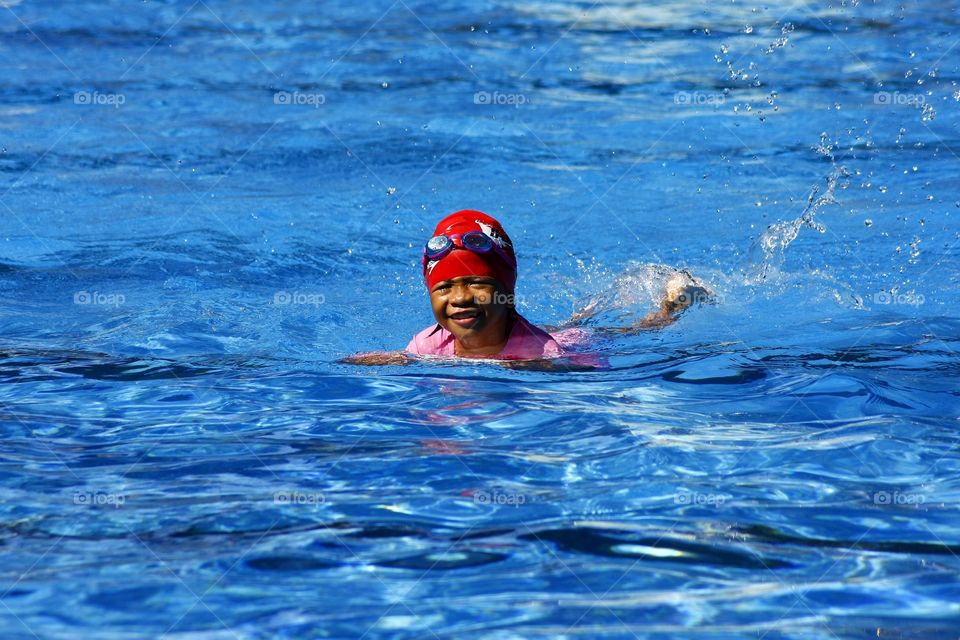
[{"x1": 2, "y1": 0, "x2": 960, "y2": 637}]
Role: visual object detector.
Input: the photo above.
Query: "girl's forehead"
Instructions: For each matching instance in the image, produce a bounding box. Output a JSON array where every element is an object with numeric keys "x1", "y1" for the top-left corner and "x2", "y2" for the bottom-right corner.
[
  {"x1": 430, "y1": 275, "x2": 504, "y2": 291},
  {"x1": 438, "y1": 275, "x2": 499, "y2": 284}
]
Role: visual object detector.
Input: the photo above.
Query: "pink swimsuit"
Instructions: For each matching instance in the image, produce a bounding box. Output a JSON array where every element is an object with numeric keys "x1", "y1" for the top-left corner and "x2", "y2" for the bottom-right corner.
[{"x1": 406, "y1": 313, "x2": 592, "y2": 361}]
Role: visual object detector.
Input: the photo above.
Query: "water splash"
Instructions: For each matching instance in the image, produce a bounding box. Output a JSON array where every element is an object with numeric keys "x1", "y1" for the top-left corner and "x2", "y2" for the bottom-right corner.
[
  {"x1": 764, "y1": 22, "x2": 795, "y2": 54},
  {"x1": 564, "y1": 263, "x2": 713, "y2": 327},
  {"x1": 746, "y1": 167, "x2": 850, "y2": 283}
]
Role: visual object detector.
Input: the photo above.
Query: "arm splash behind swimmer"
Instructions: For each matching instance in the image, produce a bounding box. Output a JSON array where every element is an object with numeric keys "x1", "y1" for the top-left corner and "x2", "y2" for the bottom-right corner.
[{"x1": 564, "y1": 269, "x2": 714, "y2": 334}]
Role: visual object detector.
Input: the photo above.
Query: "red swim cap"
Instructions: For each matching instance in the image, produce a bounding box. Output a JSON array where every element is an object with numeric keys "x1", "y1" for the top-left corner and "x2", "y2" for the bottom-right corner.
[{"x1": 423, "y1": 210, "x2": 518, "y2": 294}]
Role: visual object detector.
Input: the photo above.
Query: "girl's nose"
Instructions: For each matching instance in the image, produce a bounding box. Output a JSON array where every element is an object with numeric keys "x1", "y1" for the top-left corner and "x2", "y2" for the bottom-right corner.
[{"x1": 450, "y1": 283, "x2": 472, "y2": 303}]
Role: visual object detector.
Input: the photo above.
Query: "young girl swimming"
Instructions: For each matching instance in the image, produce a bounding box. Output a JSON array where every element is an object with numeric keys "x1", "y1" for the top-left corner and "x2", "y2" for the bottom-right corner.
[{"x1": 343, "y1": 209, "x2": 708, "y2": 366}]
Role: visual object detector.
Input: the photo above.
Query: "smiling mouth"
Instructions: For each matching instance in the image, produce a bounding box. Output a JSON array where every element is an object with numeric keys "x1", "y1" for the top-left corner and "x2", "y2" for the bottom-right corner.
[{"x1": 448, "y1": 309, "x2": 481, "y2": 326}]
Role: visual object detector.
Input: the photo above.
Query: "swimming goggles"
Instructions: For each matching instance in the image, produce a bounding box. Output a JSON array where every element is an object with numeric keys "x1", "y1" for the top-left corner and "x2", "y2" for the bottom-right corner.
[{"x1": 423, "y1": 231, "x2": 499, "y2": 262}]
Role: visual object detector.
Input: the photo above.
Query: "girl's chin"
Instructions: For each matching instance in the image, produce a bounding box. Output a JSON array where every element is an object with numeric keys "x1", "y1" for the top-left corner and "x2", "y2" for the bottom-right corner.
[
  {"x1": 449, "y1": 327, "x2": 487, "y2": 341},
  {"x1": 447, "y1": 324, "x2": 499, "y2": 343},
  {"x1": 448, "y1": 315, "x2": 482, "y2": 329}
]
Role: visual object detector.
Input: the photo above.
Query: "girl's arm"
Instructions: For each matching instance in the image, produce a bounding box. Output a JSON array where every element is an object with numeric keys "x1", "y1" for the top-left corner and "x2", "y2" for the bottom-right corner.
[
  {"x1": 635, "y1": 277, "x2": 712, "y2": 328},
  {"x1": 340, "y1": 351, "x2": 413, "y2": 365},
  {"x1": 566, "y1": 272, "x2": 713, "y2": 334}
]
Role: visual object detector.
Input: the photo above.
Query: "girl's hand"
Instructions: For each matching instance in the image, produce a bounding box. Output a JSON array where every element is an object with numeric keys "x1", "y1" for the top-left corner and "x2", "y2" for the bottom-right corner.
[
  {"x1": 636, "y1": 273, "x2": 714, "y2": 329},
  {"x1": 340, "y1": 351, "x2": 412, "y2": 365},
  {"x1": 661, "y1": 274, "x2": 713, "y2": 313}
]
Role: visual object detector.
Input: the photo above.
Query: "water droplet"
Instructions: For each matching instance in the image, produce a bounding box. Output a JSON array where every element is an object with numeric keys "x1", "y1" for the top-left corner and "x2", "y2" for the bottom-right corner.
[
  {"x1": 864, "y1": 219, "x2": 873, "y2": 227},
  {"x1": 879, "y1": 186, "x2": 888, "y2": 193},
  {"x1": 909, "y1": 236, "x2": 921, "y2": 259},
  {"x1": 381, "y1": 81, "x2": 389, "y2": 88},
  {"x1": 720, "y1": 44, "x2": 730, "y2": 54},
  {"x1": 744, "y1": 25, "x2": 753, "y2": 34},
  {"x1": 386, "y1": 186, "x2": 397, "y2": 195}
]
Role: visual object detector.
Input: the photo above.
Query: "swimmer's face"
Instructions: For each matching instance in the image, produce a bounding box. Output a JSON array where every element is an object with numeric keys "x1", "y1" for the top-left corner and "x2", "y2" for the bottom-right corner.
[{"x1": 430, "y1": 276, "x2": 512, "y2": 356}]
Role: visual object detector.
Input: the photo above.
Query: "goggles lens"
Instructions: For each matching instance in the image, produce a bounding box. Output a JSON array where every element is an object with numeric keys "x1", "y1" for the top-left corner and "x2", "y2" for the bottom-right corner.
[
  {"x1": 423, "y1": 231, "x2": 493, "y2": 261},
  {"x1": 425, "y1": 235, "x2": 452, "y2": 259},
  {"x1": 460, "y1": 231, "x2": 493, "y2": 252}
]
